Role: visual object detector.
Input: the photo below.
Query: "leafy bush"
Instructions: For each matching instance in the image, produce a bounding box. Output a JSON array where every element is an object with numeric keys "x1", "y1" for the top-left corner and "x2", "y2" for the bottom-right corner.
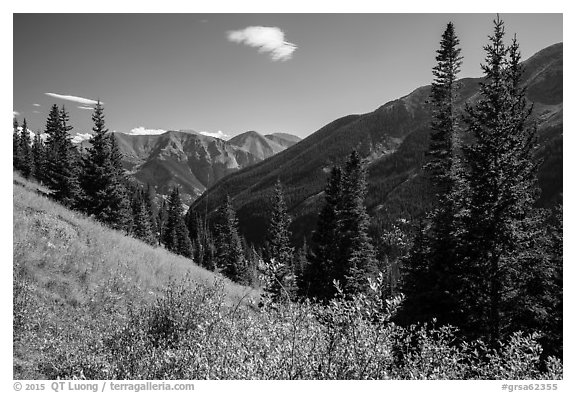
[{"x1": 29, "y1": 273, "x2": 561, "y2": 380}]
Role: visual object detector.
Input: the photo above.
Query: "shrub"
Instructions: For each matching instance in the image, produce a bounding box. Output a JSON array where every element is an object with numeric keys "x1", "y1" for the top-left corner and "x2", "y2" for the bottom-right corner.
[{"x1": 35, "y1": 273, "x2": 562, "y2": 380}]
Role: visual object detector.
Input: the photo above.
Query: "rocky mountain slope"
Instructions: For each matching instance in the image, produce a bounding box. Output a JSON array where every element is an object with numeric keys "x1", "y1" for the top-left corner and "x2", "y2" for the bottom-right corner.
[
  {"x1": 189, "y1": 43, "x2": 563, "y2": 245},
  {"x1": 77, "y1": 129, "x2": 300, "y2": 204},
  {"x1": 228, "y1": 131, "x2": 300, "y2": 160}
]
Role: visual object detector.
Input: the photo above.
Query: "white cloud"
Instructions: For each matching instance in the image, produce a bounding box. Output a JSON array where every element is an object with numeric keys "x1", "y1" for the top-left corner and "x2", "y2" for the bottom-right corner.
[
  {"x1": 33, "y1": 103, "x2": 41, "y2": 107},
  {"x1": 33, "y1": 110, "x2": 41, "y2": 114},
  {"x1": 227, "y1": 26, "x2": 297, "y2": 62},
  {"x1": 45, "y1": 93, "x2": 100, "y2": 106},
  {"x1": 199, "y1": 130, "x2": 230, "y2": 140},
  {"x1": 77, "y1": 106, "x2": 94, "y2": 110},
  {"x1": 71, "y1": 133, "x2": 93, "y2": 144},
  {"x1": 27, "y1": 130, "x2": 48, "y2": 142},
  {"x1": 126, "y1": 126, "x2": 167, "y2": 136},
  {"x1": 13, "y1": 111, "x2": 20, "y2": 117}
]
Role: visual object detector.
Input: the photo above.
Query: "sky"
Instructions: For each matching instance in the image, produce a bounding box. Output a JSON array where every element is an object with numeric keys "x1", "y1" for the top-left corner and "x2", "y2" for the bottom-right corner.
[{"x1": 13, "y1": 13, "x2": 562, "y2": 139}]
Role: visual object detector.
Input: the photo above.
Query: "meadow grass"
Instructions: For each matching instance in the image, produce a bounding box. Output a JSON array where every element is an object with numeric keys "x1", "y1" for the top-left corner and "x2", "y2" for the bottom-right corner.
[{"x1": 13, "y1": 173, "x2": 257, "y2": 378}]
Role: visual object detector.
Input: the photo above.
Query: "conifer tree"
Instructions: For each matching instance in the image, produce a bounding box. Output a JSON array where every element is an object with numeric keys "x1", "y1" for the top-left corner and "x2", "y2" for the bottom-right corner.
[
  {"x1": 399, "y1": 22, "x2": 466, "y2": 327},
  {"x1": 44, "y1": 104, "x2": 63, "y2": 188},
  {"x1": 338, "y1": 150, "x2": 377, "y2": 295},
  {"x1": 80, "y1": 101, "x2": 109, "y2": 216},
  {"x1": 161, "y1": 187, "x2": 193, "y2": 258},
  {"x1": 131, "y1": 189, "x2": 156, "y2": 246},
  {"x1": 13, "y1": 118, "x2": 22, "y2": 170},
  {"x1": 56, "y1": 107, "x2": 81, "y2": 206},
  {"x1": 80, "y1": 101, "x2": 131, "y2": 230},
  {"x1": 461, "y1": 17, "x2": 550, "y2": 344},
  {"x1": 541, "y1": 205, "x2": 563, "y2": 356},
  {"x1": 107, "y1": 134, "x2": 133, "y2": 229},
  {"x1": 303, "y1": 152, "x2": 376, "y2": 299},
  {"x1": 19, "y1": 119, "x2": 33, "y2": 178},
  {"x1": 158, "y1": 199, "x2": 169, "y2": 246},
  {"x1": 41, "y1": 105, "x2": 82, "y2": 206},
  {"x1": 186, "y1": 210, "x2": 203, "y2": 263},
  {"x1": 215, "y1": 196, "x2": 247, "y2": 283},
  {"x1": 302, "y1": 166, "x2": 343, "y2": 300},
  {"x1": 31, "y1": 131, "x2": 46, "y2": 182},
  {"x1": 264, "y1": 180, "x2": 297, "y2": 302},
  {"x1": 186, "y1": 209, "x2": 217, "y2": 270},
  {"x1": 143, "y1": 183, "x2": 159, "y2": 240}
]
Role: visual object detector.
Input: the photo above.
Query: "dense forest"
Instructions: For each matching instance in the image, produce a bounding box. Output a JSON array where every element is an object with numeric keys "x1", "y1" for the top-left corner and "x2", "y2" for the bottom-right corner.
[{"x1": 13, "y1": 16, "x2": 562, "y2": 378}]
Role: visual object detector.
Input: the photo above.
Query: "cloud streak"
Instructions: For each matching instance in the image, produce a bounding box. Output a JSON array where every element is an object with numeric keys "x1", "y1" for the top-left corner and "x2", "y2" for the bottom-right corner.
[
  {"x1": 227, "y1": 26, "x2": 297, "y2": 62},
  {"x1": 199, "y1": 130, "x2": 230, "y2": 140},
  {"x1": 126, "y1": 127, "x2": 167, "y2": 136},
  {"x1": 77, "y1": 106, "x2": 95, "y2": 110},
  {"x1": 71, "y1": 133, "x2": 93, "y2": 144},
  {"x1": 45, "y1": 93, "x2": 100, "y2": 106},
  {"x1": 29, "y1": 130, "x2": 48, "y2": 142}
]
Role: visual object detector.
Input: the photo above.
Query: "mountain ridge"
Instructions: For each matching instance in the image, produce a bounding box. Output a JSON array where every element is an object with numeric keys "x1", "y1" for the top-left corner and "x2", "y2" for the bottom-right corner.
[
  {"x1": 189, "y1": 42, "x2": 563, "y2": 245},
  {"x1": 93, "y1": 129, "x2": 300, "y2": 204}
]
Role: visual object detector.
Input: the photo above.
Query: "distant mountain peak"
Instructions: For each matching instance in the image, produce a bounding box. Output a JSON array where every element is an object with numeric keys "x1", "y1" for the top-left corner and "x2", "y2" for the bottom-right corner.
[{"x1": 229, "y1": 130, "x2": 301, "y2": 159}]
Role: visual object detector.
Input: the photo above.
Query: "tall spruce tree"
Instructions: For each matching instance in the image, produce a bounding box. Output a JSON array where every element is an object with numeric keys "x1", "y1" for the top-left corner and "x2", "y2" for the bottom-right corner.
[
  {"x1": 158, "y1": 199, "x2": 169, "y2": 246},
  {"x1": 338, "y1": 150, "x2": 377, "y2": 295},
  {"x1": 161, "y1": 187, "x2": 193, "y2": 258},
  {"x1": 31, "y1": 131, "x2": 46, "y2": 182},
  {"x1": 108, "y1": 133, "x2": 133, "y2": 229},
  {"x1": 542, "y1": 205, "x2": 563, "y2": 356},
  {"x1": 44, "y1": 104, "x2": 63, "y2": 189},
  {"x1": 264, "y1": 180, "x2": 297, "y2": 302},
  {"x1": 399, "y1": 22, "x2": 466, "y2": 327},
  {"x1": 56, "y1": 107, "x2": 81, "y2": 206},
  {"x1": 143, "y1": 183, "x2": 159, "y2": 240},
  {"x1": 19, "y1": 119, "x2": 33, "y2": 178},
  {"x1": 42, "y1": 105, "x2": 81, "y2": 206},
  {"x1": 131, "y1": 189, "x2": 156, "y2": 246},
  {"x1": 302, "y1": 166, "x2": 343, "y2": 300},
  {"x1": 462, "y1": 17, "x2": 550, "y2": 344},
  {"x1": 304, "y1": 152, "x2": 376, "y2": 299},
  {"x1": 215, "y1": 196, "x2": 247, "y2": 283},
  {"x1": 80, "y1": 101, "x2": 131, "y2": 230},
  {"x1": 186, "y1": 209, "x2": 216, "y2": 270},
  {"x1": 13, "y1": 118, "x2": 22, "y2": 170}
]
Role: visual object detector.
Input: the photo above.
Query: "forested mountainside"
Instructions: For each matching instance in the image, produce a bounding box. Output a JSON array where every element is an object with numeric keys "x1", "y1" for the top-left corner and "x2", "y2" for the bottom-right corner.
[{"x1": 189, "y1": 43, "x2": 562, "y2": 245}]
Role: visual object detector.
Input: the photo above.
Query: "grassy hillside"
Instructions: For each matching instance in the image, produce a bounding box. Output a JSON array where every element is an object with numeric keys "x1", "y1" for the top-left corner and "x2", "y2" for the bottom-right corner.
[
  {"x1": 12, "y1": 173, "x2": 257, "y2": 378},
  {"x1": 12, "y1": 173, "x2": 562, "y2": 379}
]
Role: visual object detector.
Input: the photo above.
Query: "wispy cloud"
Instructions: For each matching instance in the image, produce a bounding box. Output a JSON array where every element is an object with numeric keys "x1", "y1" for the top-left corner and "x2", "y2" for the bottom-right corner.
[
  {"x1": 45, "y1": 93, "x2": 100, "y2": 106},
  {"x1": 227, "y1": 26, "x2": 297, "y2": 62},
  {"x1": 199, "y1": 130, "x2": 230, "y2": 140},
  {"x1": 77, "y1": 106, "x2": 95, "y2": 110},
  {"x1": 126, "y1": 127, "x2": 167, "y2": 136},
  {"x1": 33, "y1": 103, "x2": 41, "y2": 107},
  {"x1": 71, "y1": 133, "x2": 93, "y2": 144},
  {"x1": 33, "y1": 110, "x2": 41, "y2": 114},
  {"x1": 13, "y1": 111, "x2": 20, "y2": 117}
]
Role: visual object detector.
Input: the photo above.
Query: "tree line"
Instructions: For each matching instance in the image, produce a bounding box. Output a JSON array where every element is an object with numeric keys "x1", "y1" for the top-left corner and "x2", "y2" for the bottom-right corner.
[
  {"x1": 14, "y1": 102, "x2": 185, "y2": 255},
  {"x1": 13, "y1": 16, "x2": 562, "y2": 357}
]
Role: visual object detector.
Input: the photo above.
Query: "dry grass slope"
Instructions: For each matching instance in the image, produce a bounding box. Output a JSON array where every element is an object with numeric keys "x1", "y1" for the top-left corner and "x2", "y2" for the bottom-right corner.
[{"x1": 13, "y1": 173, "x2": 257, "y2": 378}]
